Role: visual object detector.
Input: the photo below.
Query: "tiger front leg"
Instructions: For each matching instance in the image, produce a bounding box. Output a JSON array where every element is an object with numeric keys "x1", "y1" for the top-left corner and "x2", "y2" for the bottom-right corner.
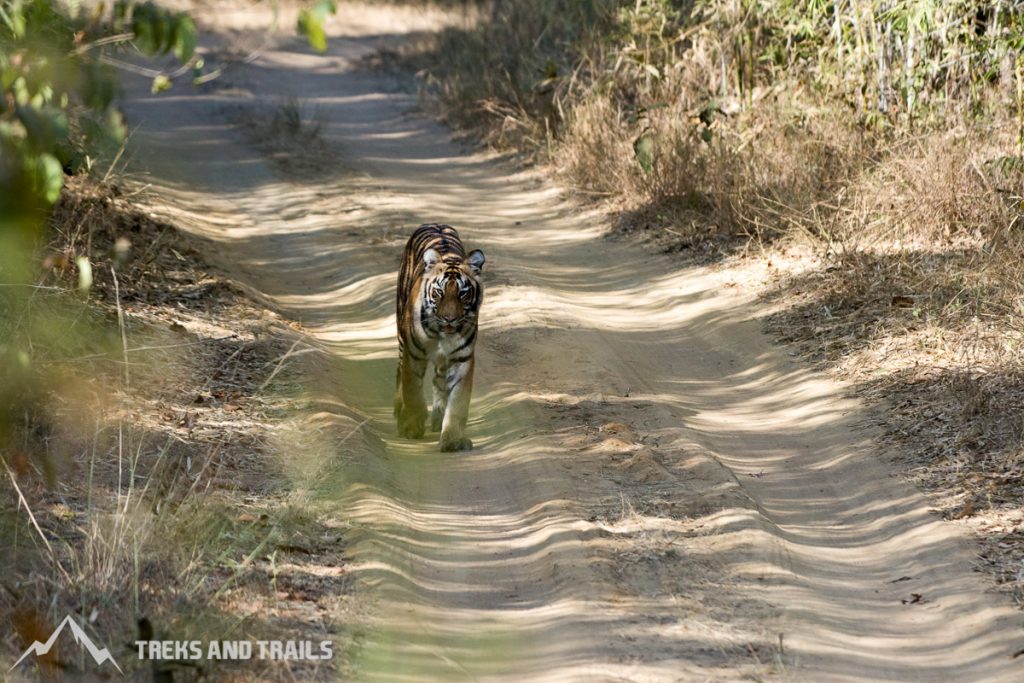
[
  {"x1": 430, "y1": 360, "x2": 449, "y2": 432},
  {"x1": 396, "y1": 351, "x2": 428, "y2": 439},
  {"x1": 439, "y1": 358, "x2": 475, "y2": 452}
]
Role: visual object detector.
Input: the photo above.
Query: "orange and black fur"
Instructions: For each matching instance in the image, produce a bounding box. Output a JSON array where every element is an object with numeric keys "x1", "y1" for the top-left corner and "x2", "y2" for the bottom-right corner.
[{"x1": 395, "y1": 224, "x2": 485, "y2": 451}]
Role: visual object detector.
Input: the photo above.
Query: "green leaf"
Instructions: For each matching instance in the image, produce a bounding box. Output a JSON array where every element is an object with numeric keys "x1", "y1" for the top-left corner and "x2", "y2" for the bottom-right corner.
[
  {"x1": 2, "y1": 0, "x2": 27, "y2": 38},
  {"x1": 80, "y1": 106, "x2": 127, "y2": 151},
  {"x1": 113, "y1": 0, "x2": 130, "y2": 31},
  {"x1": 151, "y1": 74, "x2": 172, "y2": 94},
  {"x1": 297, "y1": 0, "x2": 336, "y2": 54},
  {"x1": 81, "y1": 62, "x2": 117, "y2": 109},
  {"x1": 297, "y1": 9, "x2": 328, "y2": 54},
  {"x1": 133, "y1": 9, "x2": 157, "y2": 53},
  {"x1": 172, "y1": 14, "x2": 197, "y2": 62},
  {"x1": 698, "y1": 100, "x2": 721, "y2": 127},
  {"x1": 131, "y1": 2, "x2": 187, "y2": 57},
  {"x1": 17, "y1": 105, "x2": 69, "y2": 154},
  {"x1": 151, "y1": 11, "x2": 168, "y2": 53},
  {"x1": 310, "y1": 0, "x2": 337, "y2": 20},
  {"x1": 633, "y1": 132, "x2": 655, "y2": 174},
  {"x1": 102, "y1": 106, "x2": 127, "y2": 145},
  {"x1": 32, "y1": 153, "x2": 64, "y2": 204}
]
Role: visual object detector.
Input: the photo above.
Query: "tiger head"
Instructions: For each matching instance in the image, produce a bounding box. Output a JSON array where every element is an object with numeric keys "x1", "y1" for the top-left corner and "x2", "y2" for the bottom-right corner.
[{"x1": 421, "y1": 248, "x2": 485, "y2": 335}]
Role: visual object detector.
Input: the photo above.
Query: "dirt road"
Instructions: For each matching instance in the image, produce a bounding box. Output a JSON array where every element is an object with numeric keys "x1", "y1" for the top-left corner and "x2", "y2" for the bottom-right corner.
[{"x1": 120, "y1": 4, "x2": 1023, "y2": 681}]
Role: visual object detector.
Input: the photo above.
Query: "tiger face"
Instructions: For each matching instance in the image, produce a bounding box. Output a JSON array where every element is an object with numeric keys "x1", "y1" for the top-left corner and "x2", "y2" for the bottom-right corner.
[{"x1": 420, "y1": 248, "x2": 485, "y2": 337}]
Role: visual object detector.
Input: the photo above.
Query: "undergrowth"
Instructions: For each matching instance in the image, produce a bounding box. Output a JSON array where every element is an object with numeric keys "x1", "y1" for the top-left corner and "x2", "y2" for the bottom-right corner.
[{"x1": 0, "y1": 177, "x2": 338, "y2": 679}]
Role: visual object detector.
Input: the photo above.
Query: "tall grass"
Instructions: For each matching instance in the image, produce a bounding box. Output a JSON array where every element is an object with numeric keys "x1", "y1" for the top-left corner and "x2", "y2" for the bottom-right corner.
[
  {"x1": 417, "y1": 1, "x2": 1024, "y2": 240},
  {"x1": 690, "y1": 1, "x2": 1024, "y2": 127},
  {"x1": 429, "y1": 0, "x2": 1024, "y2": 132},
  {"x1": 419, "y1": 0, "x2": 617, "y2": 151}
]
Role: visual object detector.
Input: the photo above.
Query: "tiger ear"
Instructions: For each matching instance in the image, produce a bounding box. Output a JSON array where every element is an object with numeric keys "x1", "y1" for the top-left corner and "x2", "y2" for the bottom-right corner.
[
  {"x1": 467, "y1": 249, "x2": 485, "y2": 275},
  {"x1": 423, "y1": 248, "x2": 440, "y2": 268}
]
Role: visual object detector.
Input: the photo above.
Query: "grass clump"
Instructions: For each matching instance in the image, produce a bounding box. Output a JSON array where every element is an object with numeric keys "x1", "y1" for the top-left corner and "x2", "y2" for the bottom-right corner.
[{"x1": 227, "y1": 97, "x2": 346, "y2": 178}]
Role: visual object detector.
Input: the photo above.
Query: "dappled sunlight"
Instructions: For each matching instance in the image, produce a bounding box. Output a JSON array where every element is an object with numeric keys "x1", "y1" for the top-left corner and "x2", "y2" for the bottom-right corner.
[
  {"x1": 111, "y1": 9, "x2": 1024, "y2": 680},
  {"x1": 335, "y1": 440, "x2": 763, "y2": 679},
  {"x1": 482, "y1": 279, "x2": 720, "y2": 333}
]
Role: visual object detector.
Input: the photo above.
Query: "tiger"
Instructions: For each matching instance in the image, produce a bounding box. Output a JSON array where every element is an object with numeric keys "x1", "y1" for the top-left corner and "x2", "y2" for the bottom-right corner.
[{"x1": 394, "y1": 223, "x2": 485, "y2": 452}]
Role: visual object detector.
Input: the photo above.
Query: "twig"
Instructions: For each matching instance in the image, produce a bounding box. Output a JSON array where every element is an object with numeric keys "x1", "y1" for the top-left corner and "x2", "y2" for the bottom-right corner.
[
  {"x1": 125, "y1": 335, "x2": 240, "y2": 353},
  {"x1": 98, "y1": 54, "x2": 197, "y2": 80},
  {"x1": 101, "y1": 131, "x2": 132, "y2": 185},
  {"x1": 0, "y1": 284, "x2": 64, "y2": 290},
  {"x1": 4, "y1": 461, "x2": 73, "y2": 583},
  {"x1": 257, "y1": 338, "x2": 312, "y2": 393},
  {"x1": 70, "y1": 32, "x2": 135, "y2": 56},
  {"x1": 111, "y1": 266, "x2": 131, "y2": 391},
  {"x1": 335, "y1": 417, "x2": 371, "y2": 451}
]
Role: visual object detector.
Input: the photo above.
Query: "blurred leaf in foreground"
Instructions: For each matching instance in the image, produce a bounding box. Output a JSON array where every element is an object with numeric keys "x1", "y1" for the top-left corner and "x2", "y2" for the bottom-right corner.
[
  {"x1": 633, "y1": 131, "x2": 655, "y2": 174},
  {"x1": 298, "y1": 0, "x2": 336, "y2": 54}
]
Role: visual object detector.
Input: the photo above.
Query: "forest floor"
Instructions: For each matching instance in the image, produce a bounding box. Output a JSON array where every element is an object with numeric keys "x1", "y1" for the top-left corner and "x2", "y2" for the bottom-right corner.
[
  {"x1": 10, "y1": 1, "x2": 1024, "y2": 681},
  {"x1": 0, "y1": 173, "x2": 351, "y2": 681}
]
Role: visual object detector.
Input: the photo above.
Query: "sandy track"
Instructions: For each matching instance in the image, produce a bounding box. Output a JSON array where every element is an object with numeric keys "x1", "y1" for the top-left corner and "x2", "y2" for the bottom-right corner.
[{"x1": 119, "y1": 4, "x2": 1023, "y2": 681}]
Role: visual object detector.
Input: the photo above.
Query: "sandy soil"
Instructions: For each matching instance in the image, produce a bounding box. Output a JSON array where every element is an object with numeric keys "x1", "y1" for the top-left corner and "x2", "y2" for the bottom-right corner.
[{"x1": 116, "y1": 3, "x2": 1024, "y2": 681}]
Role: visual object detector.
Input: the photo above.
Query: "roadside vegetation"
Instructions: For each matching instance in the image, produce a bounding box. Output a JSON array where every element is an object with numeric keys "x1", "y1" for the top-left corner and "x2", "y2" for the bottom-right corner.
[
  {"x1": 406, "y1": 0, "x2": 1024, "y2": 603},
  {"x1": 1, "y1": 0, "x2": 344, "y2": 678}
]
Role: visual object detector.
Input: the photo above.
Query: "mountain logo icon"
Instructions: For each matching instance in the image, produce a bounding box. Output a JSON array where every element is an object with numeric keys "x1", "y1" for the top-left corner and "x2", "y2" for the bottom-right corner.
[{"x1": 9, "y1": 614, "x2": 123, "y2": 674}]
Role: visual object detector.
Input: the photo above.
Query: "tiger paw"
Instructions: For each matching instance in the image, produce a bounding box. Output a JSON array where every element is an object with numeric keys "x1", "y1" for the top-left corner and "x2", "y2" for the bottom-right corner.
[
  {"x1": 397, "y1": 410, "x2": 426, "y2": 439},
  {"x1": 439, "y1": 435, "x2": 473, "y2": 452}
]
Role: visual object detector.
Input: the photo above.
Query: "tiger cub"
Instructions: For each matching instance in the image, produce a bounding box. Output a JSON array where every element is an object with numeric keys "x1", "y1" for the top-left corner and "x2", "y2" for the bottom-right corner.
[{"x1": 394, "y1": 224, "x2": 485, "y2": 452}]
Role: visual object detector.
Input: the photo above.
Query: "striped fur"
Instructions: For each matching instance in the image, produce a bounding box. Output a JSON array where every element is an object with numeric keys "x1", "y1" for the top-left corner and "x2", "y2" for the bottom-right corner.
[{"x1": 394, "y1": 223, "x2": 485, "y2": 451}]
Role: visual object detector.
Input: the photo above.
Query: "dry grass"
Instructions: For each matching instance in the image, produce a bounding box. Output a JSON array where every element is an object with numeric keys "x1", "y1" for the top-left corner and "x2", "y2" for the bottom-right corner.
[
  {"x1": 756, "y1": 123, "x2": 1024, "y2": 602},
  {"x1": 227, "y1": 97, "x2": 345, "y2": 179},
  {"x1": 558, "y1": 86, "x2": 869, "y2": 252},
  {"x1": 411, "y1": 0, "x2": 613, "y2": 155},
  {"x1": 0, "y1": 177, "x2": 347, "y2": 679}
]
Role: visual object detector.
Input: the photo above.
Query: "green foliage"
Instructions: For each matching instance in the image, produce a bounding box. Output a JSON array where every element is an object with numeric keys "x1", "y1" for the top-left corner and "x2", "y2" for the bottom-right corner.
[
  {"x1": 614, "y1": 0, "x2": 685, "y2": 81},
  {"x1": 0, "y1": 0, "x2": 339, "y2": 482},
  {"x1": 0, "y1": 0, "x2": 198, "y2": 482},
  {"x1": 633, "y1": 131, "x2": 656, "y2": 173},
  {"x1": 648, "y1": 0, "x2": 1024, "y2": 126},
  {"x1": 297, "y1": 0, "x2": 337, "y2": 54},
  {"x1": 123, "y1": 1, "x2": 197, "y2": 62},
  {"x1": 0, "y1": 0, "x2": 198, "y2": 235}
]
